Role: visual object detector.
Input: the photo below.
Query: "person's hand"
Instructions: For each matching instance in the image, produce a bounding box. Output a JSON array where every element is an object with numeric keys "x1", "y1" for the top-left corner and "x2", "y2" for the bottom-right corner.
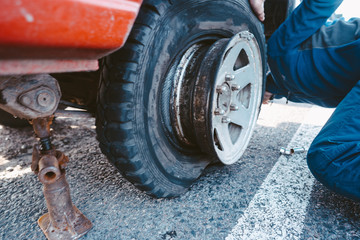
[
  {"x1": 249, "y1": 0, "x2": 265, "y2": 21},
  {"x1": 262, "y1": 91, "x2": 273, "y2": 104}
]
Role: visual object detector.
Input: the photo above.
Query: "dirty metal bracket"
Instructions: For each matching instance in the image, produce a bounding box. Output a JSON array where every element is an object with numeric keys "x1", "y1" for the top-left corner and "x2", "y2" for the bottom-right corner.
[{"x1": 0, "y1": 74, "x2": 61, "y2": 119}]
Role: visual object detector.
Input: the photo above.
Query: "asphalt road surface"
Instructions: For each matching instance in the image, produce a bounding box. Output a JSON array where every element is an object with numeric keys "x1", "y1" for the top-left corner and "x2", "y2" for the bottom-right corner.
[{"x1": 1, "y1": 101, "x2": 359, "y2": 240}]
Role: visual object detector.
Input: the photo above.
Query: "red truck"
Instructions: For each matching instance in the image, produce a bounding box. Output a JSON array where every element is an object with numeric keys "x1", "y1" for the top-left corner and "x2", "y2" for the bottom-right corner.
[{"x1": 0, "y1": 0, "x2": 293, "y2": 238}]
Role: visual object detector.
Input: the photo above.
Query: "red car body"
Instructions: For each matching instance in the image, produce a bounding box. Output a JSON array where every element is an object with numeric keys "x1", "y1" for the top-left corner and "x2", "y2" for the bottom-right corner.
[{"x1": 0, "y1": 0, "x2": 142, "y2": 75}]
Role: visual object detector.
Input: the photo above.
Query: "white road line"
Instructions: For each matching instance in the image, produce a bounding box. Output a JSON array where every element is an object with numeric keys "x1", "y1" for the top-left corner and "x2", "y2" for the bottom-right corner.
[{"x1": 226, "y1": 106, "x2": 334, "y2": 240}]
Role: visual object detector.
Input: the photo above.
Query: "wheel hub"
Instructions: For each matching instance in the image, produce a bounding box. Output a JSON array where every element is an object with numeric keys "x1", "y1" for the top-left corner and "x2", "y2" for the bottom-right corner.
[{"x1": 170, "y1": 31, "x2": 263, "y2": 164}]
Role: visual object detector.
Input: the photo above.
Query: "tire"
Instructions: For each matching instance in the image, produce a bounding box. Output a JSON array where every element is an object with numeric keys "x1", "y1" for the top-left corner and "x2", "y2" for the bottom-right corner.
[
  {"x1": 0, "y1": 109, "x2": 29, "y2": 128},
  {"x1": 96, "y1": 0, "x2": 266, "y2": 198},
  {"x1": 264, "y1": 0, "x2": 297, "y2": 39}
]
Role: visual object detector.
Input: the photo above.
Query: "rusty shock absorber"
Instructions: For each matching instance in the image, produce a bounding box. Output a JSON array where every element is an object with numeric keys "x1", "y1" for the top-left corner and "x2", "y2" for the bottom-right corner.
[{"x1": 31, "y1": 117, "x2": 92, "y2": 240}]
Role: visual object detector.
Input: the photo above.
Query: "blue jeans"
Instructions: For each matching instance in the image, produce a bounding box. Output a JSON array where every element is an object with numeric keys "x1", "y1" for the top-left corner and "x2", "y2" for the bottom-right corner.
[{"x1": 307, "y1": 80, "x2": 360, "y2": 201}]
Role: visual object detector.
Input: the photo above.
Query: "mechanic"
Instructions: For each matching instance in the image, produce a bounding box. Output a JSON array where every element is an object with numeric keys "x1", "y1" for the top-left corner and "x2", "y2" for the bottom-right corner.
[{"x1": 250, "y1": 0, "x2": 360, "y2": 202}]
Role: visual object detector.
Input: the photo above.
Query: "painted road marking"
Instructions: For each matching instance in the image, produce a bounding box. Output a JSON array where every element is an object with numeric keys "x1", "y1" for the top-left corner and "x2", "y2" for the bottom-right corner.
[{"x1": 226, "y1": 106, "x2": 334, "y2": 240}]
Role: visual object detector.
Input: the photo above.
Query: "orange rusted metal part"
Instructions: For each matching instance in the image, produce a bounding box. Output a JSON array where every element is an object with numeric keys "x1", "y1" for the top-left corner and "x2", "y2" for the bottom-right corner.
[
  {"x1": 0, "y1": 0, "x2": 142, "y2": 74},
  {"x1": 31, "y1": 117, "x2": 92, "y2": 239}
]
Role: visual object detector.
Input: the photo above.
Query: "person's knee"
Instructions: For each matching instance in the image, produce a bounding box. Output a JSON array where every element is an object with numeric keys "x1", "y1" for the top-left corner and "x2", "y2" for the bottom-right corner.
[
  {"x1": 307, "y1": 142, "x2": 360, "y2": 201},
  {"x1": 307, "y1": 146, "x2": 329, "y2": 181},
  {"x1": 306, "y1": 140, "x2": 341, "y2": 186},
  {"x1": 307, "y1": 134, "x2": 341, "y2": 180}
]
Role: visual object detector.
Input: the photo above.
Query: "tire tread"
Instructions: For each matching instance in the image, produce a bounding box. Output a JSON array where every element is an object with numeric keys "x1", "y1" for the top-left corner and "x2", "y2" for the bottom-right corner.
[{"x1": 96, "y1": 0, "x2": 175, "y2": 198}]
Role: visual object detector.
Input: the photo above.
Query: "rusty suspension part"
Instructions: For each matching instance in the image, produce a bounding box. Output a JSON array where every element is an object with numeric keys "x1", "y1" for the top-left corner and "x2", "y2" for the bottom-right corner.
[{"x1": 32, "y1": 117, "x2": 92, "y2": 239}]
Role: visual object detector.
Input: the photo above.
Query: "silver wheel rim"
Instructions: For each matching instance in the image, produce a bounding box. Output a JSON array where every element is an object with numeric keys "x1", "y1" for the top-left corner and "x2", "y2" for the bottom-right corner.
[
  {"x1": 166, "y1": 31, "x2": 263, "y2": 164},
  {"x1": 211, "y1": 32, "x2": 263, "y2": 164}
]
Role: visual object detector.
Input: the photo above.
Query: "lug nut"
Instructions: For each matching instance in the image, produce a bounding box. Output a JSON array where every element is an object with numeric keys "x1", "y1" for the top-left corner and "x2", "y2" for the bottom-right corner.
[
  {"x1": 222, "y1": 116, "x2": 231, "y2": 123},
  {"x1": 231, "y1": 84, "x2": 241, "y2": 91},
  {"x1": 216, "y1": 85, "x2": 227, "y2": 94},
  {"x1": 214, "y1": 108, "x2": 225, "y2": 115},
  {"x1": 225, "y1": 74, "x2": 235, "y2": 82},
  {"x1": 230, "y1": 104, "x2": 239, "y2": 111}
]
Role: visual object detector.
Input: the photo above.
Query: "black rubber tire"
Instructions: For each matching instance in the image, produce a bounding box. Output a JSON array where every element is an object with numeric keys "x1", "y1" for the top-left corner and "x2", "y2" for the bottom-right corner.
[
  {"x1": 0, "y1": 109, "x2": 29, "y2": 128},
  {"x1": 264, "y1": 0, "x2": 297, "y2": 39},
  {"x1": 96, "y1": 0, "x2": 266, "y2": 198}
]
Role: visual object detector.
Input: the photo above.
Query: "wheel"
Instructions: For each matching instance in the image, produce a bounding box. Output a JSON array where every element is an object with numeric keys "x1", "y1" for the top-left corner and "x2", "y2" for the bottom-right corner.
[
  {"x1": 264, "y1": 0, "x2": 297, "y2": 39},
  {"x1": 0, "y1": 109, "x2": 29, "y2": 128},
  {"x1": 96, "y1": 0, "x2": 266, "y2": 198}
]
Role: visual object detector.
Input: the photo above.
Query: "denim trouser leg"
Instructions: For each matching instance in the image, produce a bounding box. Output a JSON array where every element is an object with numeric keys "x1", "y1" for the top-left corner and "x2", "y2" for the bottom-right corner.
[{"x1": 307, "y1": 80, "x2": 360, "y2": 201}]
